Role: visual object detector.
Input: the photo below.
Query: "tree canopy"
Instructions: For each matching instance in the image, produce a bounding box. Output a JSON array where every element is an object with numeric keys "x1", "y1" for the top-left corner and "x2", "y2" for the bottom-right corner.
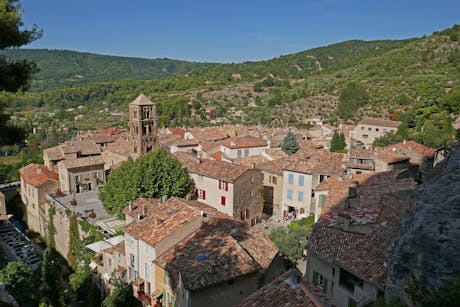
[
  {"x1": 281, "y1": 131, "x2": 299, "y2": 155},
  {"x1": 330, "y1": 131, "x2": 347, "y2": 152},
  {"x1": 0, "y1": 261, "x2": 36, "y2": 306},
  {"x1": 337, "y1": 82, "x2": 369, "y2": 120},
  {"x1": 100, "y1": 148, "x2": 195, "y2": 217}
]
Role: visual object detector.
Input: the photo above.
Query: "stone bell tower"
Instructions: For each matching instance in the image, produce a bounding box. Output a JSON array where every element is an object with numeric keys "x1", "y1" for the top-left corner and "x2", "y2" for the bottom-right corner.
[{"x1": 129, "y1": 94, "x2": 158, "y2": 155}]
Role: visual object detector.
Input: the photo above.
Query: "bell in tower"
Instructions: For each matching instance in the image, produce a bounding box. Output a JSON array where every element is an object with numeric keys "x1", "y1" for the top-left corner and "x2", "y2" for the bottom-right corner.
[{"x1": 128, "y1": 94, "x2": 158, "y2": 155}]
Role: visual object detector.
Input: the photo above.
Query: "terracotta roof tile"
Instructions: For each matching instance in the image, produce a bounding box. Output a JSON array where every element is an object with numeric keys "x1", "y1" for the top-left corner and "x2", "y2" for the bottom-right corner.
[
  {"x1": 385, "y1": 141, "x2": 436, "y2": 159},
  {"x1": 154, "y1": 216, "x2": 278, "y2": 291},
  {"x1": 219, "y1": 136, "x2": 268, "y2": 149},
  {"x1": 189, "y1": 159, "x2": 250, "y2": 182},
  {"x1": 237, "y1": 270, "x2": 336, "y2": 307},
  {"x1": 171, "y1": 152, "x2": 200, "y2": 170},
  {"x1": 122, "y1": 198, "x2": 162, "y2": 219},
  {"x1": 130, "y1": 93, "x2": 154, "y2": 105},
  {"x1": 19, "y1": 163, "x2": 59, "y2": 188},
  {"x1": 233, "y1": 155, "x2": 270, "y2": 168},
  {"x1": 60, "y1": 156, "x2": 105, "y2": 169},
  {"x1": 106, "y1": 138, "x2": 133, "y2": 157},
  {"x1": 186, "y1": 127, "x2": 228, "y2": 142},
  {"x1": 283, "y1": 148, "x2": 345, "y2": 175}
]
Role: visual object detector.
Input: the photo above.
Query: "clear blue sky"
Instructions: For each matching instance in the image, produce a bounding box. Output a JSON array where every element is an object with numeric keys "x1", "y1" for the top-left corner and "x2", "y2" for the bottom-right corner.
[{"x1": 20, "y1": 0, "x2": 459, "y2": 63}]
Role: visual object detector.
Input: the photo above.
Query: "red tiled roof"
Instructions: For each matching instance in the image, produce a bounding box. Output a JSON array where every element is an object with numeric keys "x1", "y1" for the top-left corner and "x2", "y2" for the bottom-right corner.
[
  {"x1": 219, "y1": 136, "x2": 268, "y2": 149},
  {"x1": 124, "y1": 197, "x2": 220, "y2": 247},
  {"x1": 189, "y1": 159, "x2": 250, "y2": 182},
  {"x1": 283, "y1": 148, "x2": 345, "y2": 175},
  {"x1": 234, "y1": 155, "x2": 270, "y2": 168},
  {"x1": 385, "y1": 141, "x2": 436, "y2": 158},
  {"x1": 358, "y1": 118, "x2": 401, "y2": 128},
  {"x1": 60, "y1": 156, "x2": 105, "y2": 169},
  {"x1": 167, "y1": 127, "x2": 186, "y2": 137},
  {"x1": 237, "y1": 270, "x2": 336, "y2": 307},
  {"x1": 171, "y1": 152, "x2": 200, "y2": 169},
  {"x1": 210, "y1": 151, "x2": 223, "y2": 161},
  {"x1": 154, "y1": 216, "x2": 278, "y2": 291},
  {"x1": 186, "y1": 127, "x2": 228, "y2": 142},
  {"x1": 122, "y1": 198, "x2": 162, "y2": 219},
  {"x1": 19, "y1": 163, "x2": 59, "y2": 188}
]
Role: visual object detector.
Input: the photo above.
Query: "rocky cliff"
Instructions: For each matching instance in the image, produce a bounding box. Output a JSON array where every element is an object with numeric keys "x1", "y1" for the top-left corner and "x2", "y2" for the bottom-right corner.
[{"x1": 385, "y1": 146, "x2": 460, "y2": 305}]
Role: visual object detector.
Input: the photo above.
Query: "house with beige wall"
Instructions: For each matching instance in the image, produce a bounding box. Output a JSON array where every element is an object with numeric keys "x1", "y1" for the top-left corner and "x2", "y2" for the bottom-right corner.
[
  {"x1": 281, "y1": 149, "x2": 345, "y2": 219},
  {"x1": 189, "y1": 159, "x2": 263, "y2": 225},
  {"x1": 43, "y1": 139, "x2": 101, "y2": 172},
  {"x1": 350, "y1": 118, "x2": 401, "y2": 148},
  {"x1": 219, "y1": 136, "x2": 269, "y2": 160},
  {"x1": 18, "y1": 164, "x2": 60, "y2": 233},
  {"x1": 58, "y1": 156, "x2": 105, "y2": 194},
  {"x1": 255, "y1": 158, "x2": 286, "y2": 217}
]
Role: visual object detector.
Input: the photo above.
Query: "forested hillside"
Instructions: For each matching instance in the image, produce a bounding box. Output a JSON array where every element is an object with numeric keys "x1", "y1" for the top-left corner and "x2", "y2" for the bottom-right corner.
[
  {"x1": 0, "y1": 49, "x2": 216, "y2": 90},
  {"x1": 1, "y1": 25, "x2": 459, "y2": 149}
]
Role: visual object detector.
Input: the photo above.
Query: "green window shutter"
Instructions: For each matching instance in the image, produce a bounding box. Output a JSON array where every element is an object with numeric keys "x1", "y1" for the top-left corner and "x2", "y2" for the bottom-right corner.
[
  {"x1": 323, "y1": 278, "x2": 328, "y2": 294},
  {"x1": 312, "y1": 271, "x2": 318, "y2": 286},
  {"x1": 319, "y1": 194, "x2": 326, "y2": 206},
  {"x1": 348, "y1": 298, "x2": 357, "y2": 307}
]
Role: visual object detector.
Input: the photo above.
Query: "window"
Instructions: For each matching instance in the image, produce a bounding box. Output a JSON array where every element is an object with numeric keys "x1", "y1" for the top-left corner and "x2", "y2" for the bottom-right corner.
[
  {"x1": 237, "y1": 150, "x2": 242, "y2": 158},
  {"x1": 221, "y1": 196, "x2": 226, "y2": 206},
  {"x1": 93, "y1": 171, "x2": 100, "y2": 179},
  {"x1": 368, "y1": 127, "x2": 371, "y2": 131},
  {"x1": 245, "y1": 208, "x2": 249, "y2": 219},
  {"x1": 197, "y1": 189, "x2": 206, "y2": 200},
  {"x1": 269, "y1": 175, "x2": 277, "y2": 184},
  {"x1": 320, "y1": 175, "x2": 329, "y2": 183},
  {"x1": 298, "y1": 175, "x2": 304, "y2": 186},
  {"x1": 375, "y1": 128, "x2": 379, "y2": 132},
  {"x1": 145, "y1": 262, "x2": 150, "y2": 280},
  {"x1": 250, "y1": 191, "x2": 254, "y2": 198},
  {"x1": 298, "y1": 192, "x2": 304, "y2": 202},
  {"x1": 108, "y1": 258, "x2": 112, "y2": 268},
  {"x1": 362, "y1": 134, "x2": 368, "y2": 139},
  {"x1": 244, "y1": 149, "x2": 249, "y2": 157},
  {"x1": 75, "y1": 175, "x2": 82, "y2": 182},
  {"x1": 250, "y1": 176, "x2": 254, "y2": 183},
  {"x1": 288, "y1": 173, "x2": 294, "y2": 184},
  {"x1": 318, "y1": 194, "x2": 327, "y2": 206},
  {"x1": 339, "y1": 268, "x2": 363, "y2": 293},
  {"x1": 312, "y1": 271, "x2": 328, "y2": 294},
  {"x1": 287, "y1": 189, "x2": 293, "y2": 200},
  {"x1": 219, "y1": 180, "x2": 228, "y2": 191},
  {"x1": 129, "y1": 253, "x2": 135, "y2": 267}
]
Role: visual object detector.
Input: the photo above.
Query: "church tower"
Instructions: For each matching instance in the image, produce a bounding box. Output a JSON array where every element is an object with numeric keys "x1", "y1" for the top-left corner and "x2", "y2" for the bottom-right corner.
[{"x1": 129, "y1": 94, "x2": 158, "y2": 155}]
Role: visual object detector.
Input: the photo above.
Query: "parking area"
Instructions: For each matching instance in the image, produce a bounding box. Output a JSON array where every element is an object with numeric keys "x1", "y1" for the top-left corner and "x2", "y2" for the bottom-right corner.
[{"x1": 0, "y1": 222, "x2": 42, "y2": 270}]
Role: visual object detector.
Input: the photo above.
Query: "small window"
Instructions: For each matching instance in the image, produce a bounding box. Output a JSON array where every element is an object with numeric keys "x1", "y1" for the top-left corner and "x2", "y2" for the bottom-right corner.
[
  {"x1": 298, "y1": 192, "x2": 304, "y2": 202},
  {"x1": 250, "y1": 176, "x2": 254, "y2": 183},
  {"x1": 362, "y1": 134, "x2": 368, "y2": 139},
  {"x1": 368, "y1": 127, "x2": 371, "y2": 131},
  {"x1": 237, "y1": 150, "x2": 242, "y2": 158},
  {"x1": 287, "y1": 189, "x2": 293, "y2": 200},
  {"x1": 272, "y1": 176, "x2": 277, "y2": 184},
  {"x1": 244, "y1": 149, "x2": 249, "y2": 157},
  {"x1": 298, "y1": 175, "x2": 304, "y2": 186},
  {"x1": 197, "y1": 189, "x2": 206, "y2": 200},
  {"x1": 375, "y1": 128, "x2": 379, "y2": 132},
  {"x1": 288, "y1": 173, "x2": 294, "y2": 184}
]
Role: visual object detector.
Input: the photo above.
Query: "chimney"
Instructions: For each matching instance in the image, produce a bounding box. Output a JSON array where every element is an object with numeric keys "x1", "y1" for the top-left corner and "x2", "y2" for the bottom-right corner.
[
  {"x1": 37, "y1": 167, "x2": 42, "y2": 174},
  {"x1": 128, "y1": 201, "x2": 133, "y2": 212},
  {"x1": 161, "y1": 195, "x2": 168, "y2": 203},
  {"x1": 343, "y1": 215, "x2": 350, "y2": 231},
  {"x1": 348, "y1": 184, "x2": 358, "y2": 199},
  {"x1": 142, "y1": 204, "x2": 147, "y2": 216}
]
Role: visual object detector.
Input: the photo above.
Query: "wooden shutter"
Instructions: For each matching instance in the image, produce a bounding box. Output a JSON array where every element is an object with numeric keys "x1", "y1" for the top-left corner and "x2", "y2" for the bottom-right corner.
[
  {"x1": 219, "y1": 180, "x2": 221, "y2": 189},
  {"x1": 312, "y1": 271, "x2": 318, "y2": 286},
  {"x1": 225, "y1": 182, "x2": 228, "y2": 191},
  {"x1": 203, "y1": 190, "x2": 206, "y2": 200},
  {"x1": 323, "y1": 278, "x2": 328, "y2": 293},
  {"x1": 195, "y1": 188, "x2": 198, "y2": 198},
  {"x1": 221, "y1": 196, "x2": 226, "y2": 206}
]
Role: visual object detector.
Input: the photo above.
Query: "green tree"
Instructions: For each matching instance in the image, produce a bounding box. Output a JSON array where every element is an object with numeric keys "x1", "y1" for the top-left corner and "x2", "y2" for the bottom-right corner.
[
  {"x1": 337, "y1": 82, "x2": 369, "y2": 120},
  {"x1": 0, "y1": 0, "x2": 41, "y2": 92},
  {"x1": 102, "y1": 278, "x2": 141, "y2": 307},
  {"x1": 330, "y1": 131, "x2": 346, "y2": 152},
  {"x1": 373, "y1": 132, "x2": 401, "y2": 147},
  {"x1": 281, "y1": 131, "x2": 299, "y2": 155},
  {"x1": 0, "y1": 261, "x2": 37, "y2": 306},
  {"x1": 39, "y1": 248, "x2": 61, "y2": 306},
  {"x1": 100, "y1": 148, "x2": 195, "y2": 217},
  {"x1": 269, "y1": 225, "x2": 310, "y2": 263}
]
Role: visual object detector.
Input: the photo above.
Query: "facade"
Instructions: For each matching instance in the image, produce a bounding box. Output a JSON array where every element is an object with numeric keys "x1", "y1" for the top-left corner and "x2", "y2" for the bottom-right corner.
[
  {"x1": 189, "y1": 159, "x2": 263, "y2": 225},
  {"x1": 345, "y1": 149, "x2": 410, "y2": 175},
  {"x1": 281, "y1": 149, "x2": 345, "y2": 219},
  {"x1": 18, "y1": 164, "x2": 60, "y2": 233},
  {"x1": 128, "y1": 94, "x2": 158, "y2": 155},
  {"x1": 58, "y1": 156, "x2": 105, "y2": 194},
  {"x1": 43, "y1": 139, "x2": 101, "y2": 172},
  {"x1": 219, "y1": 136, "x2": 268, "y2": 160},
  {"x1": 351, "y1": 118, "x2": 401, "y2": 148},
  {"x1": 306, "y1": 172, "x2": 417, "y2": 306}
]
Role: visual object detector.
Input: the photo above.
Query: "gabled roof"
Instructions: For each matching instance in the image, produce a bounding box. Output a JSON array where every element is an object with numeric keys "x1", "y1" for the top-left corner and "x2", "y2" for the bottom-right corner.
[
  {"x1": 130, "y1": 93, "x2": 154, "y2": 106},
  {"x1": 59, "y1": 156, "x2": 105, "y2": 170},
  {"x1": 237, "y1": 270, "x2": 336, "y2": 307},
  {"x1": 219, "y1": 136, "x2": 268, "y2": 149},
  {"x1": 283, "y1": 148, "x2": 345, "y2": 175},
  {"x1": 189, "y1": 159, "x2": 250, "y2": 183},
  {"x1": 358, "y1": 118, "x2": 401, "y2": 128},
  {"x1": 385, "y1": 140, "x2": 436, "y2": 158},
  {"x1": 43, "y1": 139, "x2": 101, "y2": 161},
  {"x1": 154, "y1": 216, "x2": 278, "y2": 291},
  {"x1": 19, "y1": 163, "x2": 59, "y2": 188},
  {"x1": 123, "y1": 197, "x2": 220, "y2": 247}
]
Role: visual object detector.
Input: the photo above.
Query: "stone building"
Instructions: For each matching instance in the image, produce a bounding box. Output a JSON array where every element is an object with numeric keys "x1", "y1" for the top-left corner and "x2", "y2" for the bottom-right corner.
[
  {"x1": 351, "y1": 118, "x2": 401, "y2": 148},
  {"x1": 128, "y1": 94, "x2": 158, "y2": 155},
  {"x1": 188, "y1": 159, "x2": 263, "y2": 225},
  {"x1": 18, "y1": 164, "x2": 60, "y2": 233}
]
